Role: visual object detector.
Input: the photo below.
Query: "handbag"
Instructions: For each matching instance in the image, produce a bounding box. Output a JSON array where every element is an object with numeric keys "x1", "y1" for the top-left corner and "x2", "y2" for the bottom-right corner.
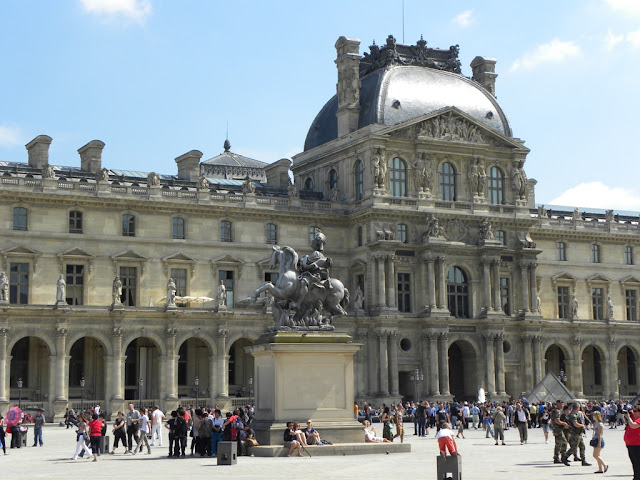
[{"x1": 590, "y1": 437, "x2": 604, "y2": 448}]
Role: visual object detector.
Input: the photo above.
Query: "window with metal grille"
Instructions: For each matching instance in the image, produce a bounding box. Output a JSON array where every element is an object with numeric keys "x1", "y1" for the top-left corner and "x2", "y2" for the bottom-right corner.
[
  {"x1": 69, "y1": 210, "x2": 83, "y2": 234},
  {"x1": 397, "y1": 273, "x2": 411, "y2": 312}
]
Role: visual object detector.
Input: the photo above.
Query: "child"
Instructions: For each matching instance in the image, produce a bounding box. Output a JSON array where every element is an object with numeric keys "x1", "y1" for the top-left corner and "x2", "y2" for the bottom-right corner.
[
  {"x1": 456, "y1": 417, "x2": 465, "y2": 439},
  {"x1": 436, "y1": 422, "x2": 459, "y2": 457}
]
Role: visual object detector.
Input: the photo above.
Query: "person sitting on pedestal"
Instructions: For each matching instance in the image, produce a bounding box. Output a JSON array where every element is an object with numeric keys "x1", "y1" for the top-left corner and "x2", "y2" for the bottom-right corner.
[
  {"x1": 363, "y1": 420, "x2": 391, "y2": 443},
  {"x1": 304, "y1": 420, "x2": 321, "y2": 445},
  {"x1": 284, "y1": 422, "x2": 303, "y2": 457}
]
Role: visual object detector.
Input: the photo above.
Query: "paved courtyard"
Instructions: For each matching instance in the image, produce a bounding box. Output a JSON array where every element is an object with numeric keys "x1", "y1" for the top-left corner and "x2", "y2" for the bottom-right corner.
[{"x1": 3, "y1": 424, "x2": 635, "y2": 479}]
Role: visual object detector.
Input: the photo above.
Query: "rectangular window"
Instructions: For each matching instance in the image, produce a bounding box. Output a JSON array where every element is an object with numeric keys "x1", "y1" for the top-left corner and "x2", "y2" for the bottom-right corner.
[
  {"x1": 9, "y1": 262, "x2": 28, "y2": 304},
  {"x1": 557, "y1": 286, "x2": 570, "y2": 319},
  {"x1": 625, "y1": 246, "x2": 634, "y2": 265},
  {"x1": 219, "y1": 270, "x2": 234, "y2": 308},
  {"x1": 557, "y1": 242, "x2": 566, "y2": 261},
  {"x1": 13, "y1": 207, "x2": 27, "y2": 231},
  {"x1": 266, "y1": 223, "x2": 277, "y2": 245},
  {"x1": 65, "y1": 264, "x2": 84, "y2": 305},
  {"x1": 626, "y1": 289, "x2": 638, "y2": 321},
  {"x1": 500, "y1": 277, "x2": 510, "y2": 315},
  {"x1": 120, "y1": 266, "x2": 137, "y2": 306},
  {"x1": 171, "y1": 268, "x2": 187, "y2": 298},
  {"x1": 591, "y1": 287, "x2": 604, "y2": 320},
  {"x1": 397, "y1": 224, "x2": 407, "y2": 244},
  {"x1": 122, "y1": 214, "x2": 135, "y2": 237},
  {"x1": 496, "y1": 230, "x2": 505, "y2": 246},
  {"x1": 220, "y1": 220, "x2": 232, "y2": 242},
  {"x1": 69, "y1": 211, "x2": 83, "y2": 234},
  {"x1": 172, "y1": 217, "x2": 185, "y2": 239},
  {"x1": 591, "y1": 244, "x2": 600, "y2": 263},
  {"x1": 309, "y1": 226, "x2": 318, "y2": 244},
  {"x1": 357, "y1": 226, "x2": 363, "y2": 247},
  {"x1": 397, "y1": 272, "x2": 411, "y2": 312}
]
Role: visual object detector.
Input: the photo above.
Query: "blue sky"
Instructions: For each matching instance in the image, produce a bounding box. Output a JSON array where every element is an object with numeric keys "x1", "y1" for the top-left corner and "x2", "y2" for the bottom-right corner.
[{"x1": 1, "y1": 0, "x2": 639, "y2": 210}]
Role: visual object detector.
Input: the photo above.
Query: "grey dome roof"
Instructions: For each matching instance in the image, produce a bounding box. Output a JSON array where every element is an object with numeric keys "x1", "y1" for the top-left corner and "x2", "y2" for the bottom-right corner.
[{"x1": 304, "y1": 65, "x2": 511, "y2": 151}]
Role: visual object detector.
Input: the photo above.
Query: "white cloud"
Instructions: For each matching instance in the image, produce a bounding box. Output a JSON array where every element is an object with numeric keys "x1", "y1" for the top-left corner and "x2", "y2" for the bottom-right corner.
[
  {"x1": 452, "y1": 10, "x2": 474, "y2": 28},
  {"x1": 604, "y1": 30, "x2": 624, "y2": 50},
  {"x1": 0, "y1": 126, "x2": 23, "y2": 148},
  {"x1": 626, "y1": 29, "x2": 640, "y2": 47},
  {"x1": 510, "y1": 39, "x2": 582, "y2": 72},
  {"x1": 79, "y1": 0, "x2": 151, "y2": 21},
  {"x1": 549, "y1": 182, "x2": 640, "y2": 211},
  {"x1": 604, "y1": 0, "x2": 640, "y2": 17}
]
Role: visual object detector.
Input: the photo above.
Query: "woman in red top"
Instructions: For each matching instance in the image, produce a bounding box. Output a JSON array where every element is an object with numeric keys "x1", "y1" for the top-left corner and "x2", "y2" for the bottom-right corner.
[
  {"x1": 624, "y1": 404, "x2": 640, "y2": 480},
  {"x1": 87, "y1": 413, "x2": 103, "y2": 462}
]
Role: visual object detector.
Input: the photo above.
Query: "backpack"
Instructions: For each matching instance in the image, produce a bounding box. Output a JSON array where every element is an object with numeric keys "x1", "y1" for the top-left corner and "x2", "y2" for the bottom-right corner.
[
  {"x1": 175, "y1": 416, "x2": 188, "y2": 436},
  {"x1": 199, "y1": 418, "x2": 213, "y2": 438}
]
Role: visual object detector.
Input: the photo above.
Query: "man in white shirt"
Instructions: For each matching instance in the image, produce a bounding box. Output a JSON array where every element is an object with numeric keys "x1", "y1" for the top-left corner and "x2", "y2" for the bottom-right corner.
[{"x1": 150, "y1": 406, "x2": 165, "y2": 446}]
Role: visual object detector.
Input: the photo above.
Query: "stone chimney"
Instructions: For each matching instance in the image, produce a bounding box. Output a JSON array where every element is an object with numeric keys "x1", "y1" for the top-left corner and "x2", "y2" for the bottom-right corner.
[
  {"x1": 175, "y1": 150, "x2": 203, "y2": 181},
  {"x1": 264, "y1": 158, "x2": 292, "y2": 189},
  {"x1": 335, "y1": 36, "x2": 361, "y2": 137},
  {"x1": 78, "y1": 140, "x2": 105, "y2": 173},
  {"x1": 25, "y1": 135, "x2": 52, "y2": 169},
  {"x1": 470, "y1": 56, "x2": 497, "y2": 96}
]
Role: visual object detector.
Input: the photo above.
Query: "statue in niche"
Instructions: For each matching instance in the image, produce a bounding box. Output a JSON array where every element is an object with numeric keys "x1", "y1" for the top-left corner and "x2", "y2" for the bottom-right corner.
[
  {"x1": 96, "y1": 168, "x2": 110, "y2": 183},
  {"x1": 607, "y1": 296, "x2": 614, "y2": 320},
  {"x1": 571, "y1": 295, "x2": 579, "y2": 319},
  {"x1": 147, "y1": 171, "x2": 161, "y2": 187},
  {"x1": 217, "y1": 280, "x2": 227, "y2": 307},
  {"x1": 0, "y1": 272, "x2": 7, "y2": 302},
  {"x1": 511, "y1": 161, "x2": 528, "y2": 199},
  {"x1": 56, "y1": 274, "x2": 66, "y2": 304},
  {"x1": 469, "y1": 157, "x2": 486, "y2": 196},
  {"x1": 330, "y1": 188, "x2": 341, "y2": 202},
  {"x1": 372, "y1": 148, "x2": 387, "y2": 189},
  {"x1": 249, "y1": 229, "x2": 349, "y2": 331},
  {"x1": 288, "y1": 183, "x2": 299, "y2": 198},
  {"x1": 352, "y1": 285, "x2": 364, "y2": 311},
  {"x1": 536, "y1": 294, "x2": 542, "y2": 314},
  {"x1": 414, "y1": 153, "x2": 433, "y2": 192},
  {"x1": 197, "y1": 175, "x2": 209, "y2": 190},
  {"x1": 424, "y1": 214, "x2": 444, "y2": 238},
  {"x1": 478, "y1": 218, "x2": 495, "y2": 241},
  {"x1": 112, "y1": 276, "x2": 122, "y2": 305},
  {"x1": 166, "y1": 278, "x2": 177, "y2": 307},
  {"x1": 42, "y1": 164, "x2": 55, "y2": 179}
]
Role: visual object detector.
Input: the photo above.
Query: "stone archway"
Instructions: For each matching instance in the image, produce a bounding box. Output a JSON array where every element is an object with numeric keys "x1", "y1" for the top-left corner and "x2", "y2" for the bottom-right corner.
[
  {"x1": 544, "y1": 344, "x2": 567, "y2": 377},
  {"x1": 124, "y1": 337, "x2": 161, "y2": 403},
  {"x1": 228, "y1": 338, "x2": 255, "y2": 398},
  {"x1": 10, "y1": 336, "x2": 50, "y2": 405},
  {"x1": 448, "y1": 340, "x2": 478, "y2": 401},
  {"x1": 618, "y1": 346, "x2": 638, "y2": 397},
  {"x1": 176, "y1": 337, "x2": 212, "y2": 405},
  {"x1": 68, "y1": 336, "x2": 107, "y2": 405},
  {"x1": 582, "y1": 345, "x2": 605, "y2": 397}
]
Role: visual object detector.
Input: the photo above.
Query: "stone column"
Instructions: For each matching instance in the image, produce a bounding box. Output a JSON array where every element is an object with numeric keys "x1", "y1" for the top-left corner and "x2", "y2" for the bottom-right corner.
[
  {"x1": 55, "y1": 327, "x2": 68, "y2": 401},
  {"x1": 482, "y1": 260, "x2": 491, "y2": 314},
  {"x1": 529, "y1": 263, "x2": 538, "y2": 313},
  {"x1": 520, "y1": 262, "x2": 530, "y2": 313},
  {"x1": 570, "y1": 336, "x2": 584, "y2": 397},
  {"x1": 165, "y1": 328, "x2": 178, "y2": 400},
  {"x1": 112, "y1": 327, "x2": 124, "y2": 400},
  {"x1": 386, "y1": 256, "x2": 397, "y2": 309},
  {"x1": 522, "y1": 335, "x2": 533, "y2": 393},
  {"x1": 491, "y1": 260, "x2": 501, "y2": 312},
  {"x1": 419, "y1": 257, "x2": 428, "y2": 312},
  {"x1": 216, "y1": 329, "x2": 228, "y2": 398},
  {"x1": 484, "y1": 333, "x2": 496, "y2": 397},
  {"x1": 376, "y1": 255, "x2": 386, "y2": 309},
  {"x1": 437, "y1": 256, "x2": 447, "y2": 309},
  {"x1": 533, "y1": 335, "x2": 543, "y2": 385},
  {"x1": 367, "y1": 332, "x2": 379, "y2": 394},
  {"x1": 378, "y1": 331, "x2": 389, "y2": 395},
  {"x1": 420, "y1": 333, "x2": 430, "y2": 397},
  {"x1": 427, "y1": 257, "x2": 436, "y2": 310},
  {"x1": 209, "y1": 354, "x2": 217, "y2": 404},
  {"x1": 495, "y1": 333, "x2": 506, "y2": 396},
  {"x1": 388, "y1": 332, "x2": 399, "y2": 395},
  {"x1": 0, "y1": 328, "x2": 8, "y2": 401},
  {"x1": 439, "y1": 333, "x2": 450, "y2": 396},
  {"x1": 607, "y1": 337, "x2": 619, "y2": 399}
]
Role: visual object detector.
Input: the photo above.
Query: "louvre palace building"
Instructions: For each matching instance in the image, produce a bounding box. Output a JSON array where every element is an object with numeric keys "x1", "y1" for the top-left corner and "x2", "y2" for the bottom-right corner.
[{"x1": 1, "y1": 35, "x2": 638, "y2": 422}]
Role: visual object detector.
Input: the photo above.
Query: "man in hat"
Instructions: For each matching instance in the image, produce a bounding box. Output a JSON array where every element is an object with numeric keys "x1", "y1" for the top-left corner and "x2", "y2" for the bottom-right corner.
[{"x1": 551, "y1": 400, "x2": 570, "y2": 465}]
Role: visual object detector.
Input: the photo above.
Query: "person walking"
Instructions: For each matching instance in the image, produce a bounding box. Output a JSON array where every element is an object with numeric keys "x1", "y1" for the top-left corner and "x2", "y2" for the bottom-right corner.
[
  {"x1": 150, "y1": 406, "x2": 165, "y2": 447},
  {"x1": 591, "y1": 411, "x2": 607, "y2": 473},
  {"x1": 133, "y1": 407, "x2": 151, "y2": 455},
  {"x1": 110, "y1": 411, "x2": 127, "y2": 454},
  {"x1": 514, "y1": 403, "x2": 530, "y2": 444},
  {"x1": 32, "y1": 410, "x2": 45, "y2": 446},
  {"x1": 87, "y1": 413, "x2": 103, "y2": 462},
  {"x1": 492, "y1": 406, "x2": 507, "y2": 445},
  {"x1": 125, "y1": 403, "x2": 140, "y2": 454},
  {"x1": 562, "y1": 403, "x2": 591, "y2": 467},
  {"x1": 0, "y1": 414, "x2": 7, "y2": 455},
  {"x1": 72, "y1": 414, "x2": 92, "y2": 460},
  {"x1": 624, "y1": 404, "x2": 640, "y2": 480},
  {"x1": 551, "y1": 400, "x2": 570, "y2": 465}
]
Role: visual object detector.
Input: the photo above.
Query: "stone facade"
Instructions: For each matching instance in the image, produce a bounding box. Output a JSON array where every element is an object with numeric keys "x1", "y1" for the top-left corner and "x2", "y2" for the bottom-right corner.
[{"x1": 0, "y1": 35, "x2": 639, "y2": 421}]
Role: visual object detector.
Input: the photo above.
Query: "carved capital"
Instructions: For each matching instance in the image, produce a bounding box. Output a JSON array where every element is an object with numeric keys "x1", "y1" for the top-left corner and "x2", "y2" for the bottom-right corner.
[
  {"x1": 217, "y1": 329, "x2": 228, "y2": 338},
  {"x1": 166, "y1": 327, "x2": 178, "y2": 338},
  {"x1": 609, "y1": 336, "x2": 617, "y2": 348},
  {"x1": 496, "y1": 332, "x2": 505, "y2": 342},
  {"x1": 572, "y1": 336, "x2": 582, "y2": 346},
  {"x1": 55, "y1": 327, "x2": 68, "y2": 338},
  {"x1": 112, "y1": 326, "x2": 124, "y2": 337},
  {"x1": 439, "y1": 332, "x2": 449, "y2": 341},
  {"x1": 483, "y1": 333, "x2": 496, "y2": 342},
  {"x1": 0, "y1": 327, "x2": 8, "y2": 337}
]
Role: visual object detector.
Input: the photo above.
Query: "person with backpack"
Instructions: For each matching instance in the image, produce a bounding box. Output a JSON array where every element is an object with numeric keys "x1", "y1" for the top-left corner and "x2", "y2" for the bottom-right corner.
[
  {"x1": 198, "y1": 411, "x2": 213, "y2": 457},
  {"x1": 165, "y1": 410, "x2": 177, "y2": 458},
  {"x1": 174, "y1": 408, "x2": 188, "y2": 457}
]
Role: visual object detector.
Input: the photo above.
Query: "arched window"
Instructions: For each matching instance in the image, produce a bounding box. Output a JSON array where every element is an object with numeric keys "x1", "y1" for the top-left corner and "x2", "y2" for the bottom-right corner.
[
  {"x1": 304, "y1": 177, "x2": 314, "y2": 191},
  {"x1": 397, "y1": 224, "x2": 407, "y2": 243},
  {"x1": 439, "y1": 162, "x2": 456, "y2": 201},
  {"x1": 447, "y1": 266, "x2": 469, "y2": 318},
  {"x1": 354, "y1": 160, "x2": 363, "y2": 200},
  {"x1": 488, "y1": 166, "x2": 504, "y2": 205},
  {"x1": 328, "y1": 169, "x2": 338, "y2": 190},
  {"x1": 266, "y1": 223, "x2": 277, "y2": 244},
  {"x1": 220, "y1": 220, "x2": 232, "y2": 242},
  {"x1": 389, "y1": 157, "x2": 407, "y2": 197}
]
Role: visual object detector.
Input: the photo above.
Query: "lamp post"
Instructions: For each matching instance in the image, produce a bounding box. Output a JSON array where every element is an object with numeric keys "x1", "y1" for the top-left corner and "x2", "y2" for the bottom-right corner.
[
  {"x1": 80, "y1": 377, "x2": 85, "y2": 413},
  {"x1": 409, "y1": 368, "x2": 423, "y2": 402},
  {"x1": 17, "y1": 378, "x2": 23, "y2": 410},
  {"x1": 138, "y1": 377, "x2": 144, "y2": 409},
  {"x1": 617, "y1": 379, "x2": 622, "y2": 402},
  {"x1": 248, "y1": 376, "x2": 253, "y2": 398},
  {"x1": 195, "y1": 376, "x2": 199, "y2": 407}
]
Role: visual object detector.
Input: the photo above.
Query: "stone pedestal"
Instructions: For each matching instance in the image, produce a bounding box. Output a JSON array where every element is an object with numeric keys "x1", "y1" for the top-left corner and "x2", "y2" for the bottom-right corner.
[{"x1": 247, "y1": 331, "x2": 362, "y2": 445}]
